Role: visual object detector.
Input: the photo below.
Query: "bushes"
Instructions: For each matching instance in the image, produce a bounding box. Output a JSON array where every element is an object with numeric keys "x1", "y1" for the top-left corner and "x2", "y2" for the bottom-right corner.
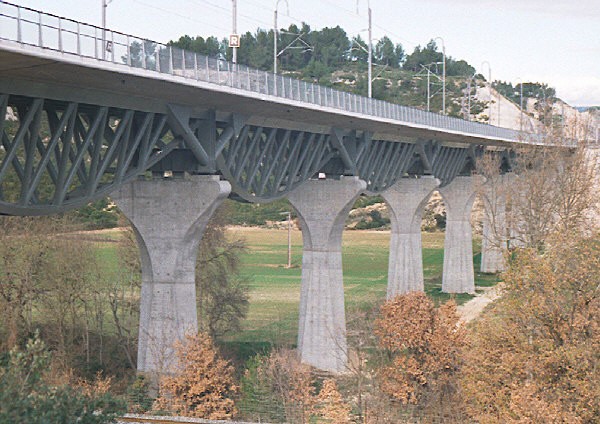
[
  {"x1": 461, "y1": 237, "x2": 600, "y2": 423},
  {"x1": 154, "y1": 333, "x2": 237, "y2": 419},
  {"x1": 0, "y1": 335, "x2": 126, "y2": 424}
]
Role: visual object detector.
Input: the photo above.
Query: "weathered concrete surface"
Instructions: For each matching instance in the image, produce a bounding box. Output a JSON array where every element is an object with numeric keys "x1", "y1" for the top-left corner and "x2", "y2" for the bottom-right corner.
[
  {"x1": 382, "y1": 177, "x2": 439, "y2": 297},
  {"x1": 480, "y1": 216, "x2": 506, "y2": 273},
  {"x1": 439, "y1": 176, "x2": 477, "y2": 294},
  {"x1": 113, "y1": 175, "x2": 230, "y2": 374},
  {"x1": 287, "y1": 176, "x2": 366, "y2": 373},
  {"x1": 480, "y1": 184, "x2": 507, "y2": 273}
]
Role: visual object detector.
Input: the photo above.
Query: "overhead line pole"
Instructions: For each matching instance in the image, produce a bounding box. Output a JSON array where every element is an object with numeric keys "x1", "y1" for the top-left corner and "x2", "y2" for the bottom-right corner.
[
  {"x1": 274, "y1": 0, "x2": 290, "y2": 75},
  {"x1": 101, "y1": 0, "x2": 113, "y2": 60},
  {"x1": 357, "y1": 0, "x2": 373, "y2": 98},
  {"x1": 434, "y1": 36, "x2": 445, "y2": 114},
  {"x1": 368, "y1": 6, "x2": 372, "y2": 98}
]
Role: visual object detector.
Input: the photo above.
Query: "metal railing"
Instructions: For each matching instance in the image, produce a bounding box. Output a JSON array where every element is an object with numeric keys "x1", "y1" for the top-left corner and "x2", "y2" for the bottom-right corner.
[{"x1": 0, "y1": 1, "x2": 527, "y2": 142}]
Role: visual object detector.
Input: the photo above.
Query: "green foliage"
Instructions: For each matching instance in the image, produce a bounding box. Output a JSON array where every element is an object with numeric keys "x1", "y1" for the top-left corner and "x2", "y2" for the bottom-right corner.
[
  {"x1": 225, "y1": 198, "x2": 294, "y2": 226},
  {"x1": 168, "y1": 34, "x2": 222, "y2": 57},
  {"x1": 374, "y1": 36, "x2": 404, "y2": 68},
  {"x1": 354, "y1": 210, "x2": 390, "y2": 230},
  {"x1": 123, "y1": 40, "x2": 158, "y2": 68},
  {"x1": 353, "y1": 194, "x2": 385, "y2": 209},
  {"x1": 495, "y1": 80, "x2": 556, "y2": 105},
  {"x1": 446, "y1": 59, "x2": 476, "y2": 77},
  {"x1": 164, "y1": 21, "x2": 527, "y2": 115},
  {"x1": 74, "y1": 198, "x2": 119, "y2": 230},
  {"x1": 303, "y1": 59, "x2": 330, "y2": 81},
  {"x1": 197, "y1": 204, "x2": 249, "y2": 338},
  {"x1": 0, "y1": 335, "x2": 126, "y2": 424},
  {"x1": 126, "y1": 375, "x2": 154, "y2": 414},
  {"x1": 434, "y1": 212, "x2": 446, "y2": 230},
  {"x1": 403, "y1": 40, "x2": 443, "y2": 73},
  {"x1": 237, "y1": 355, "x2": 286, "y2": 422}
]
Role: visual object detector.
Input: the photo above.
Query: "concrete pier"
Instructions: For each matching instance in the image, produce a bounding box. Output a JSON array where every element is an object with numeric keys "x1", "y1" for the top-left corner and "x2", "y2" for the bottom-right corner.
[
  {"x1": 287, "y1": 176, "x2": 366, "y2": 373},
  {"x1": 382, "y1": 177, "x2": 439, "y2": 297},
  {"x1": 113, "y1": 175, "x2": 230, "y2": 375},
  {"x1": 480, "y1": 189, "x2": 507, "y2": 273},
  {"x1": 439, "y1": 176, "x2": 477, "y2": 294}
]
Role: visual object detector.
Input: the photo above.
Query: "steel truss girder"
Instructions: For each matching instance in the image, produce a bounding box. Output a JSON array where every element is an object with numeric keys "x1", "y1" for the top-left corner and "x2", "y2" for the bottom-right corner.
[
  {"x1": 217, "y1": 124, "x2": 335, "y2": 202},
  {"x1": 166, "y1": 104, "x2": 245, "y2": 173},
  {"x1": 416, "y1": 140, "x2": 475, "y2": 187},
  {"x1": 1, "y1": 94, "x2": 506, "y2": 215},
  {"x1": 329, "y1": 129, "x2": 421, "y2": 194},
  {"x1": 0, "y1": 93, "x2": 180, "y2": 215}
]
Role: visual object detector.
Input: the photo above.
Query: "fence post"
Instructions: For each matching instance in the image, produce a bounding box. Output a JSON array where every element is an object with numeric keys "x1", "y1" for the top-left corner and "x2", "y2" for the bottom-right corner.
[
  {"x1": 77, "y1": 23, "x2": 81, "y2": 56},
  {"x1": 155, "y1": 47, "x2": 160, "y2": 72},
  {"x1": 111, "y1": 32, "x2": 115, "y2": 62},
  {"x1": 141, "y1": 41, "x2": 146, "y2": 69},
  {"x1": 194, "y1": 53, "x2": 198, "y2": 79},
  {"x1": 58, "y1": 18, "x2": 63, "y2": 52},
  {"x1": 17, "y1": 6, "x2": 22, "y2": 43},
  {"x1": 38, "y1": 13, "x2": 43, "y2": 47},
  {"x1": 206, "y1": 56, "x2": 210, "y2": 82},
  {"x1": 94, "y1": 28, "x2": 98, "y2": 59},
  {"x1": 265, "y1": 72, "x2": 269, "y2": 95}
]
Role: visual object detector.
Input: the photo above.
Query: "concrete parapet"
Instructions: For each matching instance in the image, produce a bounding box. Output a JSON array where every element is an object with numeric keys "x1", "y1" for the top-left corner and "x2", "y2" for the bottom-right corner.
[
  {"x1": 382, "y1": 177, "x2": 439, "y2": 297},
  {"x1": 112, "y1": 175, "x2": 231, "y2": 375},
  {"x1": 287, "y1": 176, "x2": 366, "y2": 373},
  {"x1": 439, "y1": 176, "x2": 477, "y2": 294}
]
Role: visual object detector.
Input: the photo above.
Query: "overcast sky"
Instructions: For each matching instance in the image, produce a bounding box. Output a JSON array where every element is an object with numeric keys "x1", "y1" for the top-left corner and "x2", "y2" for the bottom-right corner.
[{"x1": 12, "y1": 0, "x2": 600, "y2": 106}]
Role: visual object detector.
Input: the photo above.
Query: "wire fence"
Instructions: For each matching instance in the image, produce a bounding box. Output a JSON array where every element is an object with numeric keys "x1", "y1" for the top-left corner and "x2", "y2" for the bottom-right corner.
[{"x1": 0, "y1": 1, "x2": 530, "y2": 143}]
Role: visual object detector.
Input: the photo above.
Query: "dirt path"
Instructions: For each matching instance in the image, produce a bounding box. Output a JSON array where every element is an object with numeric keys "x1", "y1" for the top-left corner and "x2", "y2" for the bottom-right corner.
[{"x1": 456, "y1": 285, "x2": 502, "y2": 323}]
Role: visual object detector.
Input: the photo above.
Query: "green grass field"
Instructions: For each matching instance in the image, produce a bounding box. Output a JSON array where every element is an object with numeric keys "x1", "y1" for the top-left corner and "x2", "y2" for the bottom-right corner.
[
  {"x1": 224, "y1": 227, "x2": 498, "y2": 350},
  {"x1": 86, "y1": 226, "x2": 498, "y2": 355}
]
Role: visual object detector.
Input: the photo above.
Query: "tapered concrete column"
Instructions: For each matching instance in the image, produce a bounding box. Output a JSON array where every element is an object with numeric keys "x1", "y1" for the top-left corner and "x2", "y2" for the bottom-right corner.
[
  {"x1": 287, "y1": 176, "x2": 366, "y2": 373},
  {"x1": 382, "y1": 177, "x2": 439, "y2": 297},
  {"x1": 504, "y1": 174, "x2": 527, "y2": 249},
  {"x1": 439, "y1": 176, "x2": 477, "y2": 294},
  {"x1": 112, "y1": 175, "x2": 230, "y2": 375},
  {"x1": 480, "y1": 189, "x2": 507, "y2": 273}
]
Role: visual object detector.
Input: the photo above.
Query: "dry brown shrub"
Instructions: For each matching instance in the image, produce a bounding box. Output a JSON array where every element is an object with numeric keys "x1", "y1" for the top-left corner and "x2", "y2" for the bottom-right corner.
[
  {"x1": 153, "y1": 332, "x2": 237, "y2": 419},
  {"x1": 262, "y1": 348, "x2": 317, "y2": 422},
  {"x1": 461, "y1": 237, "x2": 600, "y2": 423},
  {"x1": 374, "y1": 292, "x2": 466, "y2": 407},
  {"x1": 314, "y1": 379, "x2": 352, "y2": 423}
]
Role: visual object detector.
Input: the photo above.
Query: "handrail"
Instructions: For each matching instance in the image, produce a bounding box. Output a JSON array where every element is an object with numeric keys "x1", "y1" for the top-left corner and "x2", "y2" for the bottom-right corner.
[{"x1": 0, "y1": 1, "x2": 532, "y2": 143}]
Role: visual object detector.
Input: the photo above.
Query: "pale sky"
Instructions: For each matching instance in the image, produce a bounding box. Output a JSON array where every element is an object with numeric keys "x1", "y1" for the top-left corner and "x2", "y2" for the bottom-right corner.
[{"x1": 10, "y1": 0, "x2": 600, "y2": 106}]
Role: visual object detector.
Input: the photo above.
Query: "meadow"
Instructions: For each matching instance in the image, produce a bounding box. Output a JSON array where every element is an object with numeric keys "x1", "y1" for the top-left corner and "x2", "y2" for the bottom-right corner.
[{"x1": 223, "y1": 226, "x2": 498, "y2": 351}]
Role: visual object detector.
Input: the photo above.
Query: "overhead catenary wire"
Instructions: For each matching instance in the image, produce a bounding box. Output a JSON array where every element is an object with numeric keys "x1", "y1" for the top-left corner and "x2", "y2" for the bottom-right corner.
[
  {"x1": 124, "y1": 0, "x2": 424, "y2": 56},
  {"x1": 129, "y1": 0, "x2": 231, "y2": 34}
]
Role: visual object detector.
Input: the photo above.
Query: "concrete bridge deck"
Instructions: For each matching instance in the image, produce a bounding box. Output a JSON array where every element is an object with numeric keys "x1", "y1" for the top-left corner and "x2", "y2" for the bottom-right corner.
[{"x1": 0, "y1": 1, "x2": 528, "y2": 148}]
